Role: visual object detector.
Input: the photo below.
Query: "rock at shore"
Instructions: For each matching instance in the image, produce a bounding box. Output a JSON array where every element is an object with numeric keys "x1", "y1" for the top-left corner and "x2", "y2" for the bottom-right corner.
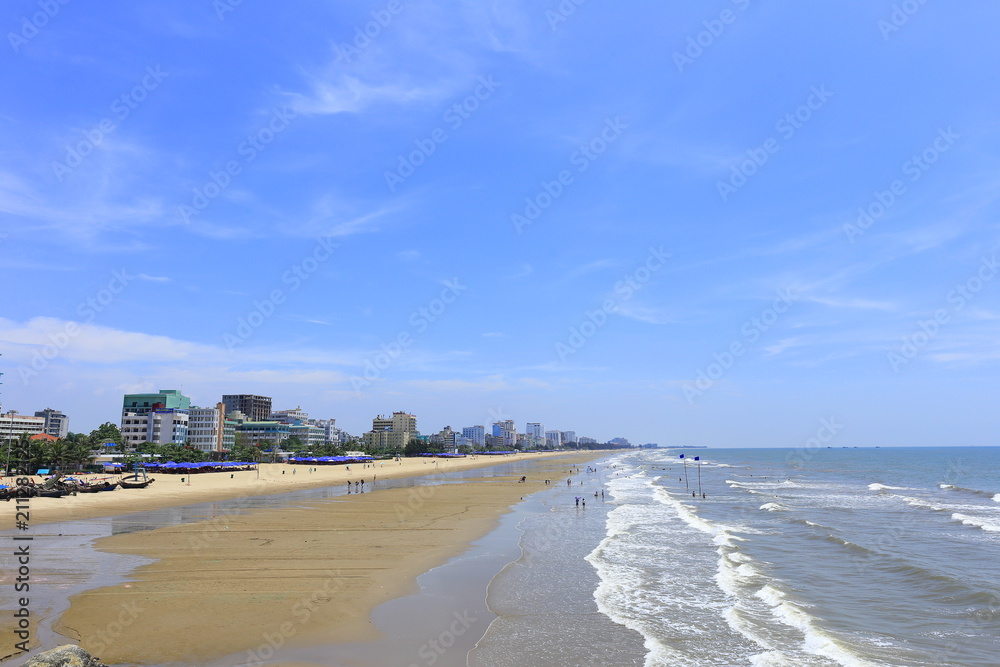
[{"x1": 21, "y1": 645, "x2": 107, "y2": 667}]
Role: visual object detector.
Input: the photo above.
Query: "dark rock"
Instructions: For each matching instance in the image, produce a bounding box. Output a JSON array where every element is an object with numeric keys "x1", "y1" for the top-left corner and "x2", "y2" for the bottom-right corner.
[{"x1": 21, "y1": 645, "x2": 107, "y2": 667}]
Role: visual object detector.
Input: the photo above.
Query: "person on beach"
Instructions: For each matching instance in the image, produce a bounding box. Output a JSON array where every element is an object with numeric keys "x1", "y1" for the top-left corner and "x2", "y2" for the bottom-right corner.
[{"x1": 575, "y1": 496, "x2": 580, "y2": 506}]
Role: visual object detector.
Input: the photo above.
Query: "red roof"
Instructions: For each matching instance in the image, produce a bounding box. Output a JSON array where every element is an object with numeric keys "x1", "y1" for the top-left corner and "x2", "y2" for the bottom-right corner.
[{"x1": 29, "y1": 433, "x2": 58, "y2": 442}]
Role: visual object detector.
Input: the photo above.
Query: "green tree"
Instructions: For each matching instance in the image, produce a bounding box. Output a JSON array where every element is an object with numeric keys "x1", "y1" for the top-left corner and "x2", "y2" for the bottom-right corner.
[
  {"x1": 404, "y1": 438, "x2": 429, "y2": 456},
  {"x1": 45, "y1": 438, "x2": 68, "y2": 470},
  {"x1": 89, "y1": 422, "x2": 123, "y2": 446},
  {"x1": 283, "y1": 435, "x2": 308, "y2": 454}
]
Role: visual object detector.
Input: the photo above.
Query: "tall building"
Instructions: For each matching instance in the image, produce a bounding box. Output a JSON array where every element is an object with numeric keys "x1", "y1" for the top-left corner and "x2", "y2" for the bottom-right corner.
[
  {"x1": 222, "y1": 394, "x2": 272, "y2": 422},
  {"x1": 545, "y1": 430, "x2": 562, "y2": 448},
  {"x1": 122, "y1": 408, "x2": 190, "y2": 447},
  {"x1": 492, "y1": 420, "x2": 516, "y2": 448},
  {"x1": 526, "y1": 422, "x2": 544, "y2": 439},
  {"x1": 461, "y1": 425, "x2": 486, "y2": 448},
  {"x1": 188, "y1": 403, "x2": 233, "y2": 452},
  {"x1": 122, "y1": 389, "x2": 190, "y2": 420},
  {"x1": 561, "y1": 430, "x2": 577, "y2": 444},
  {"x1": 364, "y1": 411, "x2": 417, "y2": 451},
  {"x1": 34, "y1": 408, "x2": 69, "y2": 439}
]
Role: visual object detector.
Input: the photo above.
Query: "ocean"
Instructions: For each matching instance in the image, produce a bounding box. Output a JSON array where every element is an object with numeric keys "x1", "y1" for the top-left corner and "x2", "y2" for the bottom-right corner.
[
  {"x1": 471, "y1": 447, "x2": 1000, "y2": 667},
  {"x1": 5, "y1": 449, "x2": 998, "y2": 667}
]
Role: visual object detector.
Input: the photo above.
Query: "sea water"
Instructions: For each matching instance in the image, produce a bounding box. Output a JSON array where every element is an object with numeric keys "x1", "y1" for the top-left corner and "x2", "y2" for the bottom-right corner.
[{"x1": 473, "y1": 447, "x2": 1000, "y2": 666}]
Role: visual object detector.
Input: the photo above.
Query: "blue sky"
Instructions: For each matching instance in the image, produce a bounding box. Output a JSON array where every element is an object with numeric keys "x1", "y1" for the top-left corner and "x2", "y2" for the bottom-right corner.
[{"x1": 1, "y1": 1, "x2": 998, "y2": 447}]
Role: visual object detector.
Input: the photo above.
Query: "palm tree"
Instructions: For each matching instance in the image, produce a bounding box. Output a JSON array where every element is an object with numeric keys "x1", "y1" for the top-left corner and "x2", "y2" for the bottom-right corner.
[
  {"x1": 65, "y1": 442, "x2": 93, "y2": 471},
  {"x1": 22, "y1": 434, "x2": 47, "y2": 474},
  {"x1": 46, "y1": 438, "x2": 68, "y2": 470}
]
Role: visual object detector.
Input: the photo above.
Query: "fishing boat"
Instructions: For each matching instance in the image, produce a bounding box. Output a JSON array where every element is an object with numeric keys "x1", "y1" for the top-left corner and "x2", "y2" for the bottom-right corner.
[
  {"x1": 77, "y1": 481, "x2": 117, "y2": 493},
  {"x1": 118, "y1": 476, "x2": 155, "y2": 489},
  {"x1": 32, "y1": 488, "x2": 67, "y2": 498}
]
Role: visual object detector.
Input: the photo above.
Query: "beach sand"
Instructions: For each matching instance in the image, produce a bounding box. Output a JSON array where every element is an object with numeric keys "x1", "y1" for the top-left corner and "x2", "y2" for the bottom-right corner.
[{"x1": 5, "y1": 452, "x2": 603, "y2": 665}]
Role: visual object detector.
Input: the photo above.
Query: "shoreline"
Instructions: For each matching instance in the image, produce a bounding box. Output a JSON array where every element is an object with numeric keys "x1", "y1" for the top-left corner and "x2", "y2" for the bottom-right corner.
[
  {"x1": 6, "y1": 452, "x2": 607, "y2": 665},
  {"x1": 0, "y1": 451, "x2": 578, "y2": 527}
]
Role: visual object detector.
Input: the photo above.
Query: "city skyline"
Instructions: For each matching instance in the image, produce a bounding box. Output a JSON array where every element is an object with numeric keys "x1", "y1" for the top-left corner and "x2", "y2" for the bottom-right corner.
[{"x1": 2, "y1": 3, "x2": 999, "y2": 448}]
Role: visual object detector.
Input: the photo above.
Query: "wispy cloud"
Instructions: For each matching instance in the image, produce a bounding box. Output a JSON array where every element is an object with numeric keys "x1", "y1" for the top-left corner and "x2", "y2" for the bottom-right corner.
[
  {"x1": 286, "y1": 76, "x2": 443, "y2": 116},
  {"x1": 138, "y1": 273, "x2": 171, "y2": 283}
]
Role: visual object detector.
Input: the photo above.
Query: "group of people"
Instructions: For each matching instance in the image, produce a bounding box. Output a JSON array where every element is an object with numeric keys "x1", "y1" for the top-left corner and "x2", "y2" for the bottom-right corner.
[{"x1": 347, "y1": 479, "x2": 367, "y2": 493}]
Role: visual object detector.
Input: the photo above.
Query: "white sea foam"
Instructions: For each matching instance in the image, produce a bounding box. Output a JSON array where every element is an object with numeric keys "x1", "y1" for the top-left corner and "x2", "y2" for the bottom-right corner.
[
  {"x1": 759, "y1": 503, "x2": 786, "y2": 512},
  {"x1": 754, "y1": 585, "x2": 879, "y2": 667},
  {"x1": 748, "y1": 650, "x2": 793, "y2": 666},
  {"x1": 898, "y1": 495, "x2": 947, "y2": 512},
  {"x1": 951, "y1": 513, "x2": 1000, "y2": 532},
  {"x1": 994, "y1": 494, "x2": 1000, "y2": 504},
  {"x1": 868, "y1": 483, "x2": 910, "y2": 492}
]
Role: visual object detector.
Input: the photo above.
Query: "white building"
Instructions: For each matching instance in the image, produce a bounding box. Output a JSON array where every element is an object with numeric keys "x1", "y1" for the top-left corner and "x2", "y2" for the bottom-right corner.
[
  {"x1": 525, "y1": 422, "x2": 544, "y2": 439},
  {"x1": 561, "y1": 431, "x2": 577, "y2": 444},
  {"x1": 271, "y1": 406, "x2": 309, "y2": 423},
  {"x1": 545, "y1": 430, "x2": 562, "y2": 448},
  {"x1": 188, "y1": 404, "x2": 231, "y2": 452},
  {"x1": 0, "y1": 411, "x2": 45, "y2": 441},
  {"x1": 121, "y1": 409, "x2": 190, "y2": 446}
]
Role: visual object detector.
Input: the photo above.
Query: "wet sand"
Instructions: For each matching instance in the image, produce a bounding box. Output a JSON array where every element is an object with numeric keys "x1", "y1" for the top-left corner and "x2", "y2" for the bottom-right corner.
[
  {"x1": 10, "y1": 452, "x2": 603, "y2": 665},
  {"x1": 0, "y1": 452, "x2": 568, "y2": 527}
]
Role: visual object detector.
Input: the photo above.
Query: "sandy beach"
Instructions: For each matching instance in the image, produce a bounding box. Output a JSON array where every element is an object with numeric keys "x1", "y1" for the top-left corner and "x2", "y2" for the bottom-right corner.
[{"x1": 2, "y1": 452, "x2": 605, "y2": 665}]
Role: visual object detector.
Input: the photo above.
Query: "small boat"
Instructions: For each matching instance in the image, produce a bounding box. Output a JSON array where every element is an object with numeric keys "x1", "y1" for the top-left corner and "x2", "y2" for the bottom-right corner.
[
  {"x1": 77, "y1": 482, "x2": 117, "y2": 493},
  {"x1": 32, "y1": 488, "x2": 66, "y2": 498},
  {"x1": 118, "y1": 477, "x2": 155, "y2": 489}
]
